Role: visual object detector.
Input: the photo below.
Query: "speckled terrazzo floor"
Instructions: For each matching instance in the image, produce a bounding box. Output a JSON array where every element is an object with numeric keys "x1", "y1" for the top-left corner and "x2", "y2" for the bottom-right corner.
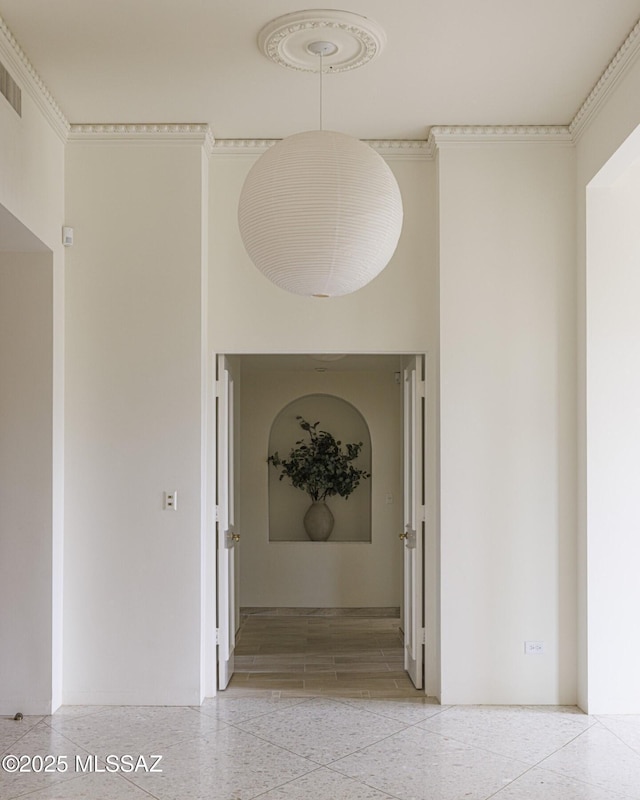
[
  {"x1": 3, "y1": 614, "x2": 638, "y2": 799},
  {"x1": 5, "y1": 703, "x2": 639, "y2": 800}
]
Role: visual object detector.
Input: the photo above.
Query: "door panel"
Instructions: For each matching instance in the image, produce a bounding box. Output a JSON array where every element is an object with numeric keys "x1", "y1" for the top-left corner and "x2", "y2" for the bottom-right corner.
[
  {"x1": 217, "y1": 355, "x2": 239, "y2": 690},
  {"x1": 402, "y1": 355, "x2": 425, "y2": 689}
]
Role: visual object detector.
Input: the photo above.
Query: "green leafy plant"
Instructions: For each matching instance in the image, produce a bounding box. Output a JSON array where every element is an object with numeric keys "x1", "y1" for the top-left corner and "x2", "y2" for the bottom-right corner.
[{"x1": 268, "y1": 416, "x2": 370, "y2": 502}]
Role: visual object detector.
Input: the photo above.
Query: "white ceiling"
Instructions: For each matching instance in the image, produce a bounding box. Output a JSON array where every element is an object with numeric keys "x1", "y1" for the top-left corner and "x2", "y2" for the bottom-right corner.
[
  {"x1": 0, "y1": 1, "x2": 638, "y2": 140},
  {"x1": 239, "y1": 354, "x2": 403, "y2": 373}
]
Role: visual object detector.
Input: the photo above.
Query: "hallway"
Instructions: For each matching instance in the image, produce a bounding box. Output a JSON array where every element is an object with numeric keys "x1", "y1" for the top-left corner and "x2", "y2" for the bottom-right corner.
[{"x1": 230, "y1": 609, "x2": 422, "y2": 695}]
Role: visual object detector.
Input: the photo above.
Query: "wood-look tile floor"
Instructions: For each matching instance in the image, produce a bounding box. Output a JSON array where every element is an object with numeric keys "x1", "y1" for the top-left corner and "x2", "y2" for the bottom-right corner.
[{"x1": 228, "y1": 613, "x2": 426, "y2": 698}]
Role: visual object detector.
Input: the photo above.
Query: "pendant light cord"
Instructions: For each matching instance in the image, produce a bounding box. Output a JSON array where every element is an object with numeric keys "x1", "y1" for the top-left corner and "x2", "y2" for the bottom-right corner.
[{"x1": 319, "y1": 52, "x2": 324, "y2": 130}]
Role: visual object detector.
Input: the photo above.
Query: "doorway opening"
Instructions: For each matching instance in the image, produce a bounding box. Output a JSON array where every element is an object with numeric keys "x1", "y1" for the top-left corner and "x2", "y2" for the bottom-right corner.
[
  {"x1": 0, "y1": 203, "x2": 60, "y2": 714},
  {"x1": 215, "y1": 352, "x2": 428, "y2": 696}
]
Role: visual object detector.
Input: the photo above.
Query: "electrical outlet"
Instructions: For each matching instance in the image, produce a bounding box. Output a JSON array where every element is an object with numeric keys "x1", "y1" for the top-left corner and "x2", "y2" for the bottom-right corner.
[
  {"x1": 164, "y1": 491, "x2": 178, "y2": 511},
  {"x1": 524, "y1": 640, "x2": 545, "y2": 655}
]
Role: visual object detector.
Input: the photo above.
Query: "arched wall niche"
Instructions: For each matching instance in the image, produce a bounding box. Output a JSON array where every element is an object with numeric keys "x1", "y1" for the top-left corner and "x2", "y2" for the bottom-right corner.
[{"x1": 268, "y1": 393, "x2": 372, "y2": 542}]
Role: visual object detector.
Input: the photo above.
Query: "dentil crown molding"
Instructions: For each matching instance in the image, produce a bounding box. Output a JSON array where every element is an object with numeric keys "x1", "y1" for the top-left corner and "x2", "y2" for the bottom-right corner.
[
  {"x1": 68, "y1": 123, "x2": 215, "y2": 155},
  {"x1": 0, "y1": 14, "x2": 69, "y2": 141},
  {"x1": 213, "y1": 138, "x2": 432, "y2": 159},
  {"x1": 569, "y1": 16, "x2": 640, "y2": 140},
  {"x1": 429, "y1": 126, "x2": 573, "y2": 148},
  {"x1": 2, "y1": 12, "x2": 640, "y2": 149},
  {"x1": 213, "y1": 129, "x2": 572, "y2": 160}
]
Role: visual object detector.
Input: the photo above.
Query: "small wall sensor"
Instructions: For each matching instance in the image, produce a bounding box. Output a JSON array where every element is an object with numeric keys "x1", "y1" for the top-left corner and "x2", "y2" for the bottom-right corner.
[{"x1": 62, "y1": 226, "x2": 74, "y2": 247}]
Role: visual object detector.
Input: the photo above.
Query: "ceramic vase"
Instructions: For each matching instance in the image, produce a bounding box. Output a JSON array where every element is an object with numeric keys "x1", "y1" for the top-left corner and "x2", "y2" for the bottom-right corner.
[{"x1": 303, "y1": 501, "x2": 334, "y2": 541}]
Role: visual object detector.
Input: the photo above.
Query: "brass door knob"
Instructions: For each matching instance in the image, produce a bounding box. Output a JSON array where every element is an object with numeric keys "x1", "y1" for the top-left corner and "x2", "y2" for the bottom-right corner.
[
  {"x1": 399, "y1": 532, "x2": 408, "y2": 540},
  {"x1": 231, "y1": 532, "x2": 241, "y2": 542}
]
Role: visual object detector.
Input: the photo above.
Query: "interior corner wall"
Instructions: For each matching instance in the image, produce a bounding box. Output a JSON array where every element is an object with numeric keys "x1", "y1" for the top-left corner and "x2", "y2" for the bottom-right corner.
[
  {"x1": 239, "y1": 369, "x2": 402, "y2": 608},
  {"x1": 583, "y1": 162, "x2": 640, "y2": 714},
  {"x1": 437, "y1": 140, "x2": 577, "y2": 704},
  {"x1": 0, "y1": 69, "x2": 65, "y2": 713},
  {"x1": 200, "y1": 149, "x2": 214, "y2": 700},
  {"x1": 63, "y1": 141, "x2": 206, "y2": 705},
  {"x1": 0, "y1": 78, "x2": 65, "y2": 249},
  {"x1": 0, "y1": 253, "x2": 54, "y2": 714},
  {"x1": 575, "y1": 50, "x2": 640, "y2": 713}
]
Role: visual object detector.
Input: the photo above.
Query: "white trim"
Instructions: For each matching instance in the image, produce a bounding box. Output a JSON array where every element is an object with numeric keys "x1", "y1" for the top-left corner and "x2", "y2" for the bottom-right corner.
[
  {"x1": 212, "y1": 138, "x2": 278, "y2": 155},
  {"x1": 570, "y1": 17, "x2": 640, "y2": 141},
  {"x1": 430, "y1": 125, "x2": 572, "y2": 148},
  {"x1": 1, "y1": 8, "x2": 640, "y2": 150},
  {"x1": 68, "y1": 123, "x2": 215, "y2": 153},
  {"x1": 213, "y1": 138, "x2": 433, "y2": 159},
  {"x1": 67, "y1": 127, "x2": 575, "y2": 158},
  {"x1": 213, "y1": 127, "x2": 574, "y2": 160},
  {"x1": 0, "y1": 13, "x2": 69, "y2": 141},
  {"x1": 364, "y1": 139, "x2": 433, "y2": 160}
]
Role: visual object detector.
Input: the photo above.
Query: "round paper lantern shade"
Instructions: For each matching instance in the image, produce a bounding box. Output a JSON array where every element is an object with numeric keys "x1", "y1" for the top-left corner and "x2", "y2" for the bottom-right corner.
[{"x1": 238, "y1": 130, "x2": 403, "y2": 297}]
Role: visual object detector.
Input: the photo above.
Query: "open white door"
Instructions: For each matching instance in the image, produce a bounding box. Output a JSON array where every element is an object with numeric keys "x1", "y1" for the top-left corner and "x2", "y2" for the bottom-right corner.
[
  {"x1": 216, "y1": 355, "x2": 239, "y2": 690},
  {"x1": 401, "y1": 354, "x2": 425, "y2": 689}
]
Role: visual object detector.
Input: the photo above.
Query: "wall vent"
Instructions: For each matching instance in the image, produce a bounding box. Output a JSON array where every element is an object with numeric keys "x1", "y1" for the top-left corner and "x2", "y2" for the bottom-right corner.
[{"x1": 0, "y1": 59, "x2": 22, "y2": 117}]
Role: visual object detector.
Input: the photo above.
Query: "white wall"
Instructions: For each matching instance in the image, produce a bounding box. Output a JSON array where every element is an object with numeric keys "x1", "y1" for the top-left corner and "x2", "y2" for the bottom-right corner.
[
  {"x1": 0, "y1": 253, "x2": 54, "y2": 714},
  {"x1": 437, "y1": 139, "x2": 577, "y2": 704},
  {"x1": 2, "y1": 6, "x2": 640, "y2": 711},
  {"x1": 17, "y1": 124, "x2": 580, "y2": 706},
  {"x1": 575, "y1": 46, "x2": 640, "y2": 713},
  {"x1": 0, "y1": 71, "x2": 65, "y2": 249},
  {"x1": 211, "y1": 143, "x2": 580, "y2": 703},
  {"x1": 63, "y1": 140, "x2": 208, "y2": 704},
  {"x1": 0, "y1": 26, "x2": 66, "y2": 712},
  {"x1": 239, "y1": 368, "x2": 402, "y2": 607},
  {"x1": 583, "y1": 160, "x2": 640, "y2": 714}
]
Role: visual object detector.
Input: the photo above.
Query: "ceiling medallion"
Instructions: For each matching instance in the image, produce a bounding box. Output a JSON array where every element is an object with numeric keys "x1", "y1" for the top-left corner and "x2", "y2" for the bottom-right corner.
[{"x1": 258, "y1": 9, "x2": 386, "y2": 73}]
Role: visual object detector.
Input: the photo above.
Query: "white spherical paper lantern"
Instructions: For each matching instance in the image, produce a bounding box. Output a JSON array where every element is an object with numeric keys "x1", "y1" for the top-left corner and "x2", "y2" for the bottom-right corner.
[{"x1": 238, "y1": 130, "x2": 403, "y2": 297}]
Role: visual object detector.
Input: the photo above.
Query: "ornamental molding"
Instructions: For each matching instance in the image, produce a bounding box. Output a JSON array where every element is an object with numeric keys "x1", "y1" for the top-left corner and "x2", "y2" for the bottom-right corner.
[
  {"x1": 212, "y1": 139, "x2": 279, "y2": 154},
  {"x1": 203, "y1": 124, "x2": 216, "y2": 157},
  {"x1": 570, "y1": 17, "x2": 640, "y2": 140},
  {"x1": 68, "y1": 123, "x2": 215, "y2": 154},
  {"x1": 2, "y1": 10, "x2": 639, "y2": 152},
  {"x1": 429, "y1": 125, "x2": 572, "y2": 147},
  {"x1": 213, "y1": 138, "x2": 433, "y2": 159},
  {"x1": 0, "y1": 13, "x2": 69, "y2": 141},
  {"x1": 363, "y1": 139, "x2": 433, "y2": 159},
  {"x1": 258, "y1": 10, "x2": 386, "y2": 73},
  {"x1": 68, "y1": 129, "x2": 573, "y2": 156}
]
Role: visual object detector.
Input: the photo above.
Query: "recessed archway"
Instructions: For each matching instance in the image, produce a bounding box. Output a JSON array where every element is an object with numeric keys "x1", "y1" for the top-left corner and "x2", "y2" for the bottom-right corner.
[{"x1": 267, "y1": 392, "x2": 372, "y2": 543}]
